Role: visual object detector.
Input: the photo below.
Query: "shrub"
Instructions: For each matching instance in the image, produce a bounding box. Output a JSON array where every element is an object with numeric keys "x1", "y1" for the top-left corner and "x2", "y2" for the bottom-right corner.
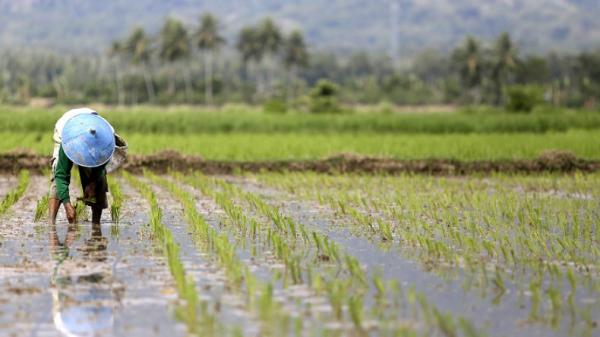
[
  {"x1": 263, "y1": 98, "x2": 287, "y2": 114},
  {"x1": 309, "y1": 80, "x2": 342, "y2": 113},
  {"x1": 505, "y1": 85, "x2": 544, "y2": 113}
]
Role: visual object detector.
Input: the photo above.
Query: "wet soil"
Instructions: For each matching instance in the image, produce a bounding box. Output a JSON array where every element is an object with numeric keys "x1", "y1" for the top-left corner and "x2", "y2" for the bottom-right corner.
[
  {"x1": 229, "y1": 176, "x2": 598, "y2": 337},
  {"x1": 0, "y1": 176, "x2": 186, "y2": 336},
  {"x1": 1, "y1": 150, "x2": 598, "y2": 175},
  {"x1": 146, "y1": 179, "x2": 261, "y2": 336},
  {"x1": 0, "y1": 176, "x2": 16, "y2": 199},
  {"x1": 150, "y1": 177, "x2": 336, "y2": 335}
]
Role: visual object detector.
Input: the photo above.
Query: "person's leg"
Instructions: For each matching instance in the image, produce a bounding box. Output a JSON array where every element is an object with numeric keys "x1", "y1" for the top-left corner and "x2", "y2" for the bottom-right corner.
[
  {"x1": 92, "y1": 205, "x2": 102, "y2": 225},
  {"x1": 91, "y1": 174, "x2": 107, "y2": 225},
  {"x1": 80, "y1": 166, "x2": 108, "y2": 225},
  {"x1": 49, "y1": 198, "x2": 61, "y2": 225},
  {"x1": 49, "y1": 180, "x2": 60, "y2": 225}
]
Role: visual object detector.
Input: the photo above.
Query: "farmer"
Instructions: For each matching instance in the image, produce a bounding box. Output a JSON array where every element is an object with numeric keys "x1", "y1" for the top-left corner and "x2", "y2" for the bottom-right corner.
[{"x1": 49, "y1": 108, "x2": 119, "y2": 225}]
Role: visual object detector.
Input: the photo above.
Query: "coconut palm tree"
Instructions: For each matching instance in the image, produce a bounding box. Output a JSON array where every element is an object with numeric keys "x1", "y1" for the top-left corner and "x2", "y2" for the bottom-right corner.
[
  {"x1": 492, "y1": 32, "x2": 518, "y2": 104},
  {"x1": 159, "y1": 17, "x2": 191, "y2": 98},
  {"x1": 236, "y1": 26, "x2": 262, "y2": 96},
  {"x1": 124, "y1": 27, "x2": 155, "y2": 102},
  {"x1": 256, "y1": 18, "x2": 282, "y2": 96},
  {"x1": 108, "y1": 41, "x2": 125, "y2": 105},
  {"x1": 452, "y1": 36, "x2": 484, "y2": 103},
  {"x1": 194, "y1": 13, "x2": 225, "y2": 105},
  {"x1": 283, "y1": 30, "x2": 309, "y2": 103}
]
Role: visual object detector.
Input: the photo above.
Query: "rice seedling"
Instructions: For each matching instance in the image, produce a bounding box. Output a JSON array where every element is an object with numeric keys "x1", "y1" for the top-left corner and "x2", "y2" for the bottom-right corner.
[
  {"x1": 34, "y1": 195, "x2": 49, "y2": 222},
  {"x1": 108, "y1": 176, "x2": 123, "y2": 224},
  {"x1": 74, "y1": 199, "x2": 87, "y2": 221},
  {"x1": 0, "y1": 170, "x2": 29, "y2": 217},
  {"x1": 348, "y1": 295, "x2": 365, "y2": 332}
]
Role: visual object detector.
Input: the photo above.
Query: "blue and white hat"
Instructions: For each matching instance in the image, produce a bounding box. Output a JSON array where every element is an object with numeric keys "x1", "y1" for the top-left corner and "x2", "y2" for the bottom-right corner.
[{"x1": 61, "y1": 114, "x2": 115, "y2": 167}]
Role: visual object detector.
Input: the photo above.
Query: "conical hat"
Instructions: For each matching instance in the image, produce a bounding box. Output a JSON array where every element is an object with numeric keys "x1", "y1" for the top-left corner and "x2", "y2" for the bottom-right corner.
[{"x1": 61, "y1": 114, "x2": 115, "y2": 167}]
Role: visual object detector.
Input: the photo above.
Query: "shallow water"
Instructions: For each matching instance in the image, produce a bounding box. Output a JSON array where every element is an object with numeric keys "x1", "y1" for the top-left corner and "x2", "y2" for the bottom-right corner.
[
  {"x1": 0, "y1": 174, "x2": 597, "y2": 337},
  {"x1": 0, "y1": 176, "x2": 185, "y2": 336},
  {"x1": 231, "y1": 175, "x2": 599, "y2": 337}
]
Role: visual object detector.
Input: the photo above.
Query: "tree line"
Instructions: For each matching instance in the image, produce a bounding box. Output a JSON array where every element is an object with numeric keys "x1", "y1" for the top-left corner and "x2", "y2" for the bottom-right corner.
[
  {"x1": 107, "y1": 14, "x2": 308, "y2": 106},
  {"x1": 0, "y1": 13, "x2": 598, "y2": 110}
]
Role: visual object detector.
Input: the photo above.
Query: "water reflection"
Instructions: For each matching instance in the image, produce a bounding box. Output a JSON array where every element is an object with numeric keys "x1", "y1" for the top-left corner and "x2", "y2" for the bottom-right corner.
[{"x1": 50, "y1": 223, "x2": 119, "y2": 336}]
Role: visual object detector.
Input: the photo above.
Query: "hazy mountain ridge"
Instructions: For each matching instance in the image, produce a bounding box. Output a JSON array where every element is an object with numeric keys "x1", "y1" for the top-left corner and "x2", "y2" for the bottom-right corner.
[{"x1": 0, "y1": 0, "x2": 598, "y2": 55}]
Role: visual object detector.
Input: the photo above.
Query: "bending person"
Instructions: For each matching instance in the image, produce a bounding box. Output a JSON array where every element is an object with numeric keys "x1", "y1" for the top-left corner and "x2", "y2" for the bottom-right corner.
[{"x1": 49, "y1": 108, "x2": 116, "y2": 225}]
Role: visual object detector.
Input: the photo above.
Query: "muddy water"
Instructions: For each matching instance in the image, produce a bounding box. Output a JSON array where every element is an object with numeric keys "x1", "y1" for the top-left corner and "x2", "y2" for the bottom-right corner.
[
  {"x1": 230, "y1": 176, "x2": 590, "y2": 337},
  {"x1": 175, "y1": 177, "x2": 335, "y2": 332},
  {"x1": 0, "y1": 175, "x2": 16, "y2": 200},
  {"x1": 0, "y1": 175, "x2": 185, "y2": 336},
  {"x1": 146, "y1": 179, "x2": 261, "y2": 336}
]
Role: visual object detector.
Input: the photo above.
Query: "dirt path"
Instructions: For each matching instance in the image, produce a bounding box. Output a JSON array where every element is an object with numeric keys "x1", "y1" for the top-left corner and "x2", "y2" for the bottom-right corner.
[{"x1": 0, "y1": 176, "x2": 185, "y2": 336}]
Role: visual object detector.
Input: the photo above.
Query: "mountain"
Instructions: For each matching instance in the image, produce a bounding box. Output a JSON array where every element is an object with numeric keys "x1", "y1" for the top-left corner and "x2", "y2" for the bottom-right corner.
[{"x1": 0, "y1": 0, "x2": 598, "y2": 56}]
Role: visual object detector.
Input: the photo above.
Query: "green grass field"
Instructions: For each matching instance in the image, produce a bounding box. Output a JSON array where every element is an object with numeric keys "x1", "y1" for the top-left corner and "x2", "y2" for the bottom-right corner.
[
  {"x1": 1, "y1": 105, "x2": 599, "y2": 161},
  {"x1": 3, "y1": 130, "x2": 599, "y2": 161},
  {"x1": 2, "y1": 105, "x2": 600, "y2": 134}
]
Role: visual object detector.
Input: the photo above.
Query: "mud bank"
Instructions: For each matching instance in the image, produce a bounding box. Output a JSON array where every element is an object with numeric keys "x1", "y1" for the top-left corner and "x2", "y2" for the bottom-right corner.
[{"x1": 1, "y1": 150, "x2": 598, "y2": 175}]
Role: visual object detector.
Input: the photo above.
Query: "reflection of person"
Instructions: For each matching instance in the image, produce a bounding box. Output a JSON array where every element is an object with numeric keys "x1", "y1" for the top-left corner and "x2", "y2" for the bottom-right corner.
[
  {"x1": 49, "y1": 223, "x2": 78, "y2": 261},
  {"x1": 50, "y1": 222, "x2": 115, "y2": 336},
  {"x1": 48, "y1": 108, "x2": 116, "y2": 225}
]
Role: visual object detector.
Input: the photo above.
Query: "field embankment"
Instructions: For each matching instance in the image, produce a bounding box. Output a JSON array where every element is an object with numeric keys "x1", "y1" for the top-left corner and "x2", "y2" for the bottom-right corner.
[{"x1": 2, "y1": 150, "x2": 598, "y2": 175}]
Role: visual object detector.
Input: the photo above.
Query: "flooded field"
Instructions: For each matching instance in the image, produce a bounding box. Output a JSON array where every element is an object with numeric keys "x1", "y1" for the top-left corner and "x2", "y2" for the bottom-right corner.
[{"x1": 0, "y1": 171, "x2": 598, "y2": 337}]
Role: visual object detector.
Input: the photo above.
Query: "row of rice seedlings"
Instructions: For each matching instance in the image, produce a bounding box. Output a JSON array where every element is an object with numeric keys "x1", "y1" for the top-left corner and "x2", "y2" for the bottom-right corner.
[
  {"x1": 181, "y1": 174, "x2": 376, "y2": 332},
  {"x1": 233, "y1": 176, "x2": 489, "y2": 337},
  {"x1": 0, "y1": 170, "x2": 29, "y2": 217},
  {"x1": 178, "y1": 173, "x2": 346, "y2": 332},
  {"x1": 185, "y1": 173, "x2": 481, "y2": 337},
  {"x1": 147, "y1": 172, "x2": 295, "y2": 336},
  {"x1": 123, "y1": 172, "x2": 221, "y2": 336},
  {"x1": 386, "y1": 176, "x2": 598, "y2": 325},
  {"x1": 259, "y1": 172, "x2": 600, "y2": 330},
  {"x1": 107, "y1": 175, "x2": 123, "y2": 224}
]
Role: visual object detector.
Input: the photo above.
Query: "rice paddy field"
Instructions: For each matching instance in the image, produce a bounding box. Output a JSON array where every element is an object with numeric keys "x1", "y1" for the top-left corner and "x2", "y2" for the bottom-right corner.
[
  {"x1": 0, "y1": 170, "x2": 598, "y2": 336},
  {"x1": 0, "y1": 106, "x2": 599, "y2": 336},
  {"x1": 0, "y1": 105, "x2": 599, "y2": 161}
]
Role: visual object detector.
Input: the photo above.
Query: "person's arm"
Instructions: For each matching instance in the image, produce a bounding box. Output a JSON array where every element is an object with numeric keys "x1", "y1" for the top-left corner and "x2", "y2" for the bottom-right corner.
[{"x1": 54, "y1": 145, "x2": 73, "y2": 204}]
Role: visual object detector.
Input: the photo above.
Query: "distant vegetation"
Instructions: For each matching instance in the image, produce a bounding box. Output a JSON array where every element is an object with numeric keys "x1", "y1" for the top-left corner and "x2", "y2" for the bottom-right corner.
[
  {"x1": 2, "y1": 106, "x2": 600, "y2": 134},
  {"x1": 0, "y1": 12, "x2": 599, "y2": 110}
]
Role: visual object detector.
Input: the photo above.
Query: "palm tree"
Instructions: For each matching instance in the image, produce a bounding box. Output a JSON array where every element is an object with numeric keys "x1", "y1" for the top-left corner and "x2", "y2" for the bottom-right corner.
[
  {"x1": 283, "y1": 30, "x2": 309, "y2": 103},
  {"x1": 194, "y1": 13, "x2": 225, "y2": 105},
  {"x1": 452, "y1": 36, "x2": 484, "y2": 103},
  {"x1": 108, "y1": 41, "x2": 125, "y2": 105},
  {"x1": 256, "y1": 18, "x2": 282, "y2": 96},
  {"x1": 236, "y1": 26, "x2": 262, "y2": 96},
  {"x1": 124, "y1": 27, "x2": 155, "y2": 102},
  {"x1": 159, "y1": 17, "x2": 191, "y2": 98},
  {"x1": 492, "y1": 32, "x2": 518, "y2": 104}
]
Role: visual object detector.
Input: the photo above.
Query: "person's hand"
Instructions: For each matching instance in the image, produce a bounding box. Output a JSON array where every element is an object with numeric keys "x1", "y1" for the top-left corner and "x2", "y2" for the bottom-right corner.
[
  {"x1": 64, "y1": 202, "x2": 76, "y2": 224},
  {"x1": 84, "y1": 181, "x2": 96, "y2": 198}
]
